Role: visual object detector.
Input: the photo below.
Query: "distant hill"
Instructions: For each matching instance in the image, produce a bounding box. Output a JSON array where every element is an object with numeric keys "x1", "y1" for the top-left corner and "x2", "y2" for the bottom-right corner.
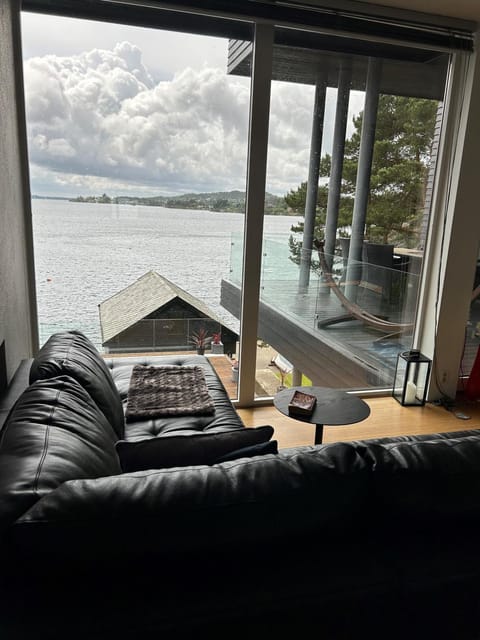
[
  {"x1": 69, "y1": 190, "x2": 291, "y2": 215},
  {"x1": 32, "y1": 195, "x2": 70, "y2": 200}
]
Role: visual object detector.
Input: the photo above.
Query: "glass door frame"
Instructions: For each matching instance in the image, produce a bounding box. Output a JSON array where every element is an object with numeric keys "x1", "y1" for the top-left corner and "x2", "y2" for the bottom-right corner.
[{"x1": 235, "y1": 23, "x2": 479, "y2": 407}]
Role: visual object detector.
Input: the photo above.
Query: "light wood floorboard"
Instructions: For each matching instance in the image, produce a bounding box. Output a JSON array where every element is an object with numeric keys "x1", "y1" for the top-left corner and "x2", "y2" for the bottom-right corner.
[{"x1": 237, "y1": 395, "x2": 480, "y2": 449}]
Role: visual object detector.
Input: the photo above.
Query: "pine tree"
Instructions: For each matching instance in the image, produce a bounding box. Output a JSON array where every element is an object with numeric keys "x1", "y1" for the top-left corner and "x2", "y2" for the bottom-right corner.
[{"x1": 288, "y1": 95, "x2": 438, "y2": 266}]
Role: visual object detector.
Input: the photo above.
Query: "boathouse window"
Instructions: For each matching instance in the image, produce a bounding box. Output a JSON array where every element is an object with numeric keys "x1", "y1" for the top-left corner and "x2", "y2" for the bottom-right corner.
[{"x1": 20, "y1": 1, "x2": 476, "y2": 403}]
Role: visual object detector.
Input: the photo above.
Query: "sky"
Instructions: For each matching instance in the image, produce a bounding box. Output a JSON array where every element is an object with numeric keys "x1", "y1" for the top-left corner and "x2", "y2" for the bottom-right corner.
[{"x1": 21, "y1": 12, "x2": 363, "y2": 198}]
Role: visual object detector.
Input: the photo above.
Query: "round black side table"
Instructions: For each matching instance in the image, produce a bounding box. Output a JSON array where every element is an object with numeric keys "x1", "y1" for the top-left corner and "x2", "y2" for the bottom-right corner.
[{"x1": 273, "y1": 386, "x2": 371, "y2": 444}]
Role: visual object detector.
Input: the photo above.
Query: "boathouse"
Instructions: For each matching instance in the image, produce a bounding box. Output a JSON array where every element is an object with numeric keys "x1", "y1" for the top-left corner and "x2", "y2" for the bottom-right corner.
[{"x1": 99, "y1": 271, "x2": 238, "y2": 355}]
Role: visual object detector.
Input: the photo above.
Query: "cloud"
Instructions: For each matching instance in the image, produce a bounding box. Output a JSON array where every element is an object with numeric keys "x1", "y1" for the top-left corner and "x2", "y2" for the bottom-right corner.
[
  {"x1": 24, "y1": 42, "x2": 257, "y2": 195},
  {"x1": 23, "y1": 40, "x2": 363, "y2": 197}
]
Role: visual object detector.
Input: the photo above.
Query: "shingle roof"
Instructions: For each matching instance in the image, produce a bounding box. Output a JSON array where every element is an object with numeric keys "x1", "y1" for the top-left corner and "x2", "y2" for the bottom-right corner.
[{"x1": 98, "y1": 271, "x2": 224, "y2": 344}]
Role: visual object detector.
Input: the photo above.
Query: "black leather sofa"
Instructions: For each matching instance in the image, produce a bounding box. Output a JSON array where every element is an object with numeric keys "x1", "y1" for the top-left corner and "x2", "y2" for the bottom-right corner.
[{"x1": 1, "y1": 331, "x2": 480, "y2": 639}]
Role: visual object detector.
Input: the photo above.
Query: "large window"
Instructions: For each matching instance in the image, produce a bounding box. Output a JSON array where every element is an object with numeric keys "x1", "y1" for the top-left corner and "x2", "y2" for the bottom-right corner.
[
  {"x1": 21, "y1": 2, "x2": 473, "y2": 402},
  {"x1": 22, "y1": 11, "x2": 253, "y2": 400}
]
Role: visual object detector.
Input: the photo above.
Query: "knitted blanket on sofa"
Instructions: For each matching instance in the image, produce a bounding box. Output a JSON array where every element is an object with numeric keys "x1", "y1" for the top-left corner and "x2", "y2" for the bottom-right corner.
[{"x1": 125, "y1": 364, "x2": 215, "y2": 421}]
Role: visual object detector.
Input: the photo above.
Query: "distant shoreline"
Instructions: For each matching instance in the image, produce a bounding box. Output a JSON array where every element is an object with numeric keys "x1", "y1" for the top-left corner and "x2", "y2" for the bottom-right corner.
[
  {"x1": 33, "y1": 190, "x2": 295, "y2": 216},
  {"x1": 32, "y1": 195, "x2": 70, "y2": 201}
]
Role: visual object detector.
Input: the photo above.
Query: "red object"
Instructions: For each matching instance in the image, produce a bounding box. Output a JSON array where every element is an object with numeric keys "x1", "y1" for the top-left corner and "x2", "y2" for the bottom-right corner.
[{"x1": 465, "y1": 345, "x2": 480, "y2": 400}]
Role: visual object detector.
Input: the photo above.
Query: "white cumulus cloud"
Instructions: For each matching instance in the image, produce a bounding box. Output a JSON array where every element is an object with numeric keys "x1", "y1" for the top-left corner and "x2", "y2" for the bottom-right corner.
[{"x1": 23, "y1": 40, "x2": 362, "y2": 198}]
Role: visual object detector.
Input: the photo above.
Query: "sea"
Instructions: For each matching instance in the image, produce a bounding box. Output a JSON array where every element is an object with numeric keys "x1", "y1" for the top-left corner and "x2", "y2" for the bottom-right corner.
[{"x1": 32, "y1": 198, "x2": 302, "y2": 350}]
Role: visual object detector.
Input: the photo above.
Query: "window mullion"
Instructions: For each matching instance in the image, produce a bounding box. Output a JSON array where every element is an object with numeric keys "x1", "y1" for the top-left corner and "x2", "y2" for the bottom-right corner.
[{"x1": 237, "y1": 22, "x2": 273, "y2": 407}]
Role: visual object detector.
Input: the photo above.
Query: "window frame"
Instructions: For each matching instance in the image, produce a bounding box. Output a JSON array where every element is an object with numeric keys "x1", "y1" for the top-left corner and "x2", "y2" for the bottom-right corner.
[{"x1": 19, "y1": 0, "x2": 480, "y2": 405}]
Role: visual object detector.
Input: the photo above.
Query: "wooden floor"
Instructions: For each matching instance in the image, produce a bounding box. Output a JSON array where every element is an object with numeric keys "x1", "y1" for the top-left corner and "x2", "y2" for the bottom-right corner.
[
  {"x1": 207, "y1": 354, "x2": 480, "y2": 448},
  {"x1": 237, "y1": 394, "x2": 480, "y2": 449}
]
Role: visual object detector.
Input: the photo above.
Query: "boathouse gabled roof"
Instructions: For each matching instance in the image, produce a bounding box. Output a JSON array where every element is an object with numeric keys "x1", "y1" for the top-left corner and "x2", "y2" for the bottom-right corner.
[{"x1": 98, "y1": 271, "x2": 225, "y2": 344}]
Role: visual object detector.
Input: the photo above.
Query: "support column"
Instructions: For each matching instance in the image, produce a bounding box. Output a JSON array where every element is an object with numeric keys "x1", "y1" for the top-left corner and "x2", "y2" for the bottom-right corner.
[
  {"x1": 237, "y1": 24, "x2": 273, "y2": 407},
  {"x1": 291, "y1": 367, "x2": 302, "y2": 387},
  {"x1": 345, "y1": 57, "x2": 382, "y2": 301},
  {"x1": 323, "y1": 58, "x2": 352, "y2": 272},
  {"x1": 299, "y1": 71, "x2": 327, "y2": 290}
]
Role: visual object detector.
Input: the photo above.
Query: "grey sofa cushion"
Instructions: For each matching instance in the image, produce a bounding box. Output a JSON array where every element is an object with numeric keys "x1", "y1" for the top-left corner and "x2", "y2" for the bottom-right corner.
[
  {"x1": 0, "y1": 375, "x2": 121, "y2": 531},
  {"x1": 29, "y1": 330, "x2": 125, "y2": 438},
  {"x1": 115, "y1": 425, "x2": 274, "y2": 471}
]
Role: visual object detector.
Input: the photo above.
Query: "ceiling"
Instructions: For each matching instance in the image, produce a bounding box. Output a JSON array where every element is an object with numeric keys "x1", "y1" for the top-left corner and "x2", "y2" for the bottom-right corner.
[{"x1": 360, "y1": 0, "x2": 480, "y2": 25}]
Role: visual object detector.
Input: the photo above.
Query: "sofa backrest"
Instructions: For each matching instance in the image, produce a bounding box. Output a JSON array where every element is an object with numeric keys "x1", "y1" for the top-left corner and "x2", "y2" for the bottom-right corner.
[
  {"x1": 11, "y1": 431, "x2": 480, "y2": 564},
  {"x1": 11, "y1": 441, "x2": 372, "y2": 559},
  {"x1": 365, "y1": 434, "x2": 480, "y2": 525},
  {"x1": 29, "y1": 330, "x2": 125, "y2": 438},
  {"x1": 0, "y1": 375, "x2": 121, "y2": 531}
]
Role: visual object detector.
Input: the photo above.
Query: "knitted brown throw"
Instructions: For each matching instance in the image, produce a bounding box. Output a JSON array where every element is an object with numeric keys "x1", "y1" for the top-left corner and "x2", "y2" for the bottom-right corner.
[{"x1": 125, "y1": 364, "x2": 215, "y2": 421}]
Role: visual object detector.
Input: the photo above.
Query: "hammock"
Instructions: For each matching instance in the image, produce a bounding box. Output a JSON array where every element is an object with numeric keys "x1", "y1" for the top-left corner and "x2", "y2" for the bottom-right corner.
[{"x1": 314, "y1": 239, "x2": 413, "y2": 337}]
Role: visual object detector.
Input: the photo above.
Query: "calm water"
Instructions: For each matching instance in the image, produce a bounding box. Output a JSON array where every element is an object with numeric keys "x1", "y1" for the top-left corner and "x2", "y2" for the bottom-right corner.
[{"x1": 32, "y1": 199, "x2": 301, "y2": 349}]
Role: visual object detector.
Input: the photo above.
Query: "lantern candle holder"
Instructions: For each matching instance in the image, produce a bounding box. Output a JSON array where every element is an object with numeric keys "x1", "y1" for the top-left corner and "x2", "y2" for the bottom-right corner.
[{"x1": 393, "y1": 350, "x2": 431, "y2": 406}]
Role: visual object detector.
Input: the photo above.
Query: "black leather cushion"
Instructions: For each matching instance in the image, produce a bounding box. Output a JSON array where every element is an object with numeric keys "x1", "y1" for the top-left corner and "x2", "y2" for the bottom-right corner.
[
  {"x1": 106, "y1": 355, "x2": 246, "y2": 440},
  {"x1": 116, "y1": 425, "x2": 274, "y2": 471},
  {"x1": 29, "y1": 330, "x2": 125, "y2": 438},
  {"x1": 354, "y1": 435, "x2": 480, "y2": 527},
  {"x1": 214, "y1": 439, "x2": 278, "y2": 463},
  {"x1": 0, "y1": 375, "x2": 121, "y2": 531},
  {"x1": 14, "y1": 442, "x2": 371, "y2": 559}
]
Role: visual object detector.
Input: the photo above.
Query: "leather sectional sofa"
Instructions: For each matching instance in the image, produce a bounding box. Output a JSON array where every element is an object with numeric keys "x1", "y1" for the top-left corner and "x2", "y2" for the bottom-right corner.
[{"x1": 0, "y1": 330, "x2": 480, "y2": 639}]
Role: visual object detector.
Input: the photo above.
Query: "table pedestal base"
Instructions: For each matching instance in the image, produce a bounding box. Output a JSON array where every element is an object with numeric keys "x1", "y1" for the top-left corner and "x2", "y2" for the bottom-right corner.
[{"x1": 315, "y1": 424, "x2": 324, "y2": 445}]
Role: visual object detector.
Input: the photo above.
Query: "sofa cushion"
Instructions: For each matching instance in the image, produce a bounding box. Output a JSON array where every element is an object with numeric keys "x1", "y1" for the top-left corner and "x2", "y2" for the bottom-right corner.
[
  {"x1": 13, "y1": 441, "x2": 371, "y2": 559},
  {"x1": 29, "y1": 330, "x2": 124, "y2": 438},
  {"x1": 213, "y1": 439, "x2": 278, "y2": 463},
  {"x1": 349, "y1": 435, "x2": 480, "y2": 529},
  {"x1": 115, "y1": 425, "x2": 274, "y2": 471},
  {"x1": 106, "y1": 355, "x2": 246, "y2": 440},
  {"x1": 0, "y1": 375, "x2": 121, "y2": 531}
]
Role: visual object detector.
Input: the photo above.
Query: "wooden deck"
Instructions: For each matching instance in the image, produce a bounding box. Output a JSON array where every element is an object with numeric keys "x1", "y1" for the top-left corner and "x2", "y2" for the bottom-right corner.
[
  {"x1": 221, "y1": 278, "x2": 413, "y2": 389},
  {"x1": 208, "y1": 354, "x2": 274, "y2": 398},
  {"x1": 208, "y1": 355, "x2": 238, "y2": 397},
  {"x1": 222, "y1": 276, "x2": 480, "y2": 388}
]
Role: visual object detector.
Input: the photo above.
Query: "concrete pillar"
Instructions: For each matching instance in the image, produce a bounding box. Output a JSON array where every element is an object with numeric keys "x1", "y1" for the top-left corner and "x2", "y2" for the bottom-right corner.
[
  {"x1": 299, "y1": 70, "x2": 327, "y2": 290},
  {"x1": 323, "y1": 58, "x2": 352, "y2": 272},
  {"x1": 291, "y1": 367, "x2": 302, "y2": 387},
  {"x1": 345, "y1": 57, "x2": 382, "y2": 301}
]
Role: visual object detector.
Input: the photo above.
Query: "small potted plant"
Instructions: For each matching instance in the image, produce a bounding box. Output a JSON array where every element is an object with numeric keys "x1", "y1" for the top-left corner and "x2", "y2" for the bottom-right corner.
[
  {"x1": 190, "y1": 327, "x2": 211, "y2": 355},
  {"x1": 211, "y1": 331, "x2": 224, "y2": 354}
]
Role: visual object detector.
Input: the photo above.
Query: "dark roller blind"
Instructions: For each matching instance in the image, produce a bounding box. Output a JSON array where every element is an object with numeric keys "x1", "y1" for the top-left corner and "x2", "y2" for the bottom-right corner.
[{"x1": 22, "y1": 0, "x2": 474, "y2": 51}]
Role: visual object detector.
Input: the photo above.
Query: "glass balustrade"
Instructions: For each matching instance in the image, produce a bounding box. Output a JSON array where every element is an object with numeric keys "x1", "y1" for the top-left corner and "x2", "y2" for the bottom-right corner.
[{"x1": 226, "y1": 233, "x2": 420, "y2": 392}]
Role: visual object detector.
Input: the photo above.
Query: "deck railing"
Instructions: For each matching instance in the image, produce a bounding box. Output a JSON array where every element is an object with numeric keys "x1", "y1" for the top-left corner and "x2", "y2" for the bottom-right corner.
[
  {"x1": 104, "y1": 317, "x2": 224, "y2": 353},
  {"x1": 228, "y1": 232, "x2": 421, "y2": 385}
]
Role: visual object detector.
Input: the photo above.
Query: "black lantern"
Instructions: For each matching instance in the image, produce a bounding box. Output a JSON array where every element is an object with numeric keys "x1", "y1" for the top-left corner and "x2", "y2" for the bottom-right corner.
[{"x1": 393, "y1": 350, "x2": 432, "y2": 406}]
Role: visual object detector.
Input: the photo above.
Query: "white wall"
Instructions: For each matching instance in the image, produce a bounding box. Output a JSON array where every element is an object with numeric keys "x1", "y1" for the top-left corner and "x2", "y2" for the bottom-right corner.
[
  {"x1": 416, "y1": 43, "x2": 480, "y2": 399},
  {"x1": 0, "y1": 0, "x2": 37, "y2": 384}
]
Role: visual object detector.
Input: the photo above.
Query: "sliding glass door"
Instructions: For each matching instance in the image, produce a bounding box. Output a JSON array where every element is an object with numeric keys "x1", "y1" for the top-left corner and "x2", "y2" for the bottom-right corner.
[{"x1": 231, "y1": 26, "x2": 450, "y2": 394}]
